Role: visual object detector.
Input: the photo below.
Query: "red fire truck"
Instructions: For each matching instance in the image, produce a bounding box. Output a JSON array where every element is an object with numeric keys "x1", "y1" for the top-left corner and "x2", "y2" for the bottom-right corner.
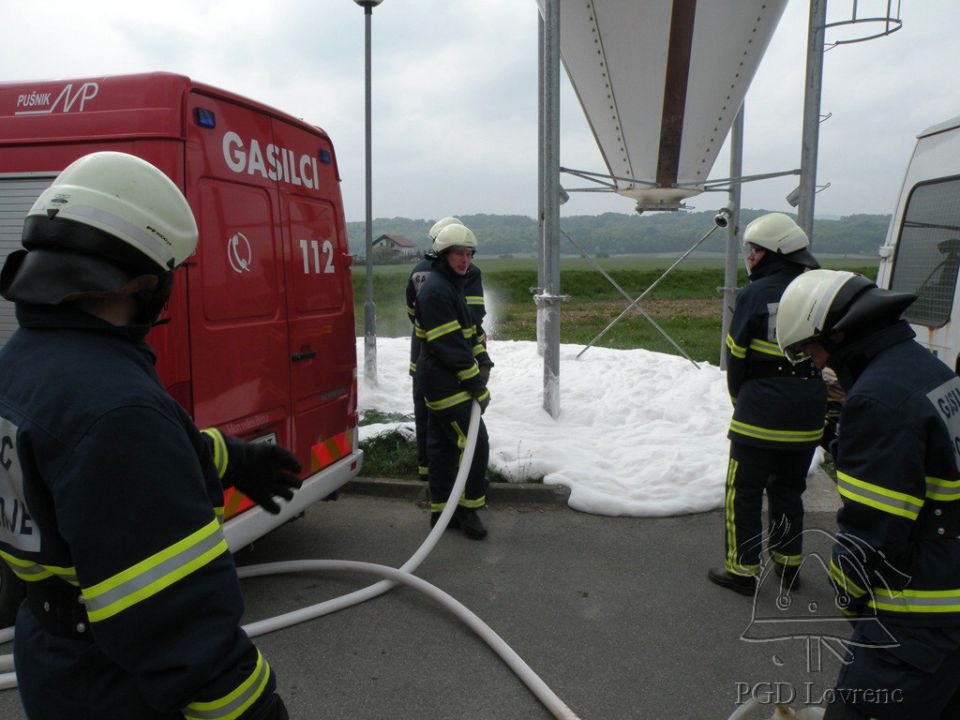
[{"x1": 0, "y1": 72, "x2": 363, "y2": 621}]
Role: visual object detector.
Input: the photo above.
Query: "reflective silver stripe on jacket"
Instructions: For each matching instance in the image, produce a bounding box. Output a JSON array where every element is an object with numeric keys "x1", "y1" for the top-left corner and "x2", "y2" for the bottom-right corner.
[
  {"x1": 184, "y1": 649, "x2": 271, "y2": 720},
  {"x1": 82, "y1": 518, "x2": 227, "y2": 622}
]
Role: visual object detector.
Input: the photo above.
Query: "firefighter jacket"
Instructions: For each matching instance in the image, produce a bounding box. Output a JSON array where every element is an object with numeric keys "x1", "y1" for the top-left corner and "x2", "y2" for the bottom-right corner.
[
  {"x1": 725, "y1": 256, "x2": 826, "y2": 450},
  {"x1": 407, "y1": 259, "x2": 487, "y2": 378},
  {"x1": 828, "y1": 320, "x2": 960, "y2": 626},
  {"x1": 0, "y1": 304, "x2": 276, "y2": 719},
  {"x1": 414, "y1": 258, "x2": 491, "y2": 411}
]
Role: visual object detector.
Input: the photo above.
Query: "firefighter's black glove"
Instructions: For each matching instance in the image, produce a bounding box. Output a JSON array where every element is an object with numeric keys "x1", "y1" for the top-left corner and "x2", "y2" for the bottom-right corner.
[
  {"x1": 478, "y1": 363, "x2": 492, "y2": 384},
  {"x1": 470, "y1": 386, "x2": 491, "y2": 414},
  {"x1": 235, "y1": 443, "x2": 303, "y2": 514}
]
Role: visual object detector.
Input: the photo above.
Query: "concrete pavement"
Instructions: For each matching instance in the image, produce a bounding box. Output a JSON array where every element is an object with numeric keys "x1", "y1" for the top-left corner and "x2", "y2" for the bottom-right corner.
[{"x1": 0, "y1": 475, "x2": 847, "y2": 719}]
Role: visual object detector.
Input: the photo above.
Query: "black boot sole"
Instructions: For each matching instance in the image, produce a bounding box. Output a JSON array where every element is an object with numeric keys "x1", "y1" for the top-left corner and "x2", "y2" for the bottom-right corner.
[{"x1": 707, "y1": 568, "x2": 756, "y2": 596}]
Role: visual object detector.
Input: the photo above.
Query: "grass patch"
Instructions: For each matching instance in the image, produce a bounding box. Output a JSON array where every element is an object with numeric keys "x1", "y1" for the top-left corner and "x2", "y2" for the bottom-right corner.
[
  {"x1": 359, "y1": 431, "x2": 420, "y2": 480},
  {"x1": 820, "y1": 460, "x2": 837, "y2": 484},
  {"x1": 358, "y1": 428, "x2": 529, "y2": 483},
  {"x1": 487, "y1": 466, "x2": 521, "y2": 484},
  {"x1": 360, "y1": 409, "x2": 411, "y2": 426}
]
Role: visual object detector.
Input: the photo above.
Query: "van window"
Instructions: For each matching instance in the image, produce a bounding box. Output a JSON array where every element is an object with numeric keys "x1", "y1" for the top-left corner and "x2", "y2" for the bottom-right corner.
[{"x1": 890, "y1": 177, "x2": 960, "y2": 328}]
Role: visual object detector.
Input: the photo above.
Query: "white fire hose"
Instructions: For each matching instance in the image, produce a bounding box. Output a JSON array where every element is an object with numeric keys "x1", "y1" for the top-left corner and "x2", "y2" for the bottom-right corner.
[{"x1": 0, "y1": 402, "x2": 581, "y2": 719}]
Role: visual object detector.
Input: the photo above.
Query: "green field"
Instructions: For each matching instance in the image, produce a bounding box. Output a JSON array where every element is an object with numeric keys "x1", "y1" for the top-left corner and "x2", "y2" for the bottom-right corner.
[{"x1": 354, "y1": 255, "x2": 879, "y2": 366}]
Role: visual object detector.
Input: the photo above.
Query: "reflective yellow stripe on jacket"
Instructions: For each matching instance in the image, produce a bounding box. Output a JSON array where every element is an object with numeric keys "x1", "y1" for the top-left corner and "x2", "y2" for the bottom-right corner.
[
  {"x1": 183, "y1": 649, "x2": 272, "y2": 720},
  {"x1": 725, "y1": 334, "x2": 747, "y2": 359},
  {"x1": 837, "y1": 472, "x2": 924, "y2": 520},
  {"x1": 81, "y1": 518, "x2": 228, "y2": 622},
  {"x1": 829, "y1": 558, "x2": 867, "y2": 599},
  {"x1": 748, "y1": 338, "x2": 785, "y2": 357},
  {"x1": 201, "y1": 428, "x2": 229, "y2": 479},
  {"x1": 457, "y1": 363, "x2": 480, "y2": 381},
  {"x1": 869, "y1": 587, "x2": 960, "y2": 615},
  {"x1": 0, "y1": 549, "x2": 78, "y2": 584},
  {"x1": 424, "y1": 320, "x2": 461, "y2": 342},
  {"x1": 729, "y1": 419, "x2": 823, "y2": 444},
  {"x1": 926, "y1": 476, "x2": 960, "y2": 502},
  {"x1": 465, "y1": 295, "x2": 484, "y2": 306},
  {"x1": 425, "y1": 391, "x2": 472, "y2": 411}
]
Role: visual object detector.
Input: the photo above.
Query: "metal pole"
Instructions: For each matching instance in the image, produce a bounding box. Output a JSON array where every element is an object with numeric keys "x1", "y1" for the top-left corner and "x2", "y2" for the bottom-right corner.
[
  {"x1": 536, "y1": 12, "x2": 546, "y2": 358},
  {"x1": 720, "y1": 104, "x2": 744, "y2": 371},
  {"x1": 798, "y1": 0, "x2": 827, "y2": 243},
  {"x1": 538, "y1": 0, "x2": 561, "y2": 418},
  {"x1": 362, "y1": 4, "x2": 377, "y2": 384}
]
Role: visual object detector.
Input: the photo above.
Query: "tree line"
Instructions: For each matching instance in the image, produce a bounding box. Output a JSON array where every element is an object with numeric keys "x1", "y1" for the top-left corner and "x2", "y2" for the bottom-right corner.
[{"x1": 346, "y1": 210, "x2": 889, "y2": 257}]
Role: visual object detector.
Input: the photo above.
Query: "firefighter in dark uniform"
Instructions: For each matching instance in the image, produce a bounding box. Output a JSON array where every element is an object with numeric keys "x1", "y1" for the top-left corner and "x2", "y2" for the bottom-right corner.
[
  {"x1": 708, "y1": 213, "x2": 827, "y2": 596},
  {"x1": 778, "y1": 269, "x2": 960, "y2": 720},
  {"x1": 0, "y1": 152, "x2": 299, "y2": 719},
  {"x1": 406, "y1": 216, "x2": 488, "y2": 481},
  {"x1": 414, "y1": 223, "x2": 492, "y2": 539}
]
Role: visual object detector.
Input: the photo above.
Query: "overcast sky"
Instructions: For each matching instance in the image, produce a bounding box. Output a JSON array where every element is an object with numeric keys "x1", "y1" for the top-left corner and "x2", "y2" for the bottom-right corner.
[{"x1": 2, "y1": 1, "x2": 957, "y2": 222}]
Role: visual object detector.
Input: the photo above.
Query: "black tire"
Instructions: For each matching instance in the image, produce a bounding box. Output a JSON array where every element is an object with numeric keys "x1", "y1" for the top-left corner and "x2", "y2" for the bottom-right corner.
[{"x1": 0, "y1": 561, "x2": 24, "y2": 628}]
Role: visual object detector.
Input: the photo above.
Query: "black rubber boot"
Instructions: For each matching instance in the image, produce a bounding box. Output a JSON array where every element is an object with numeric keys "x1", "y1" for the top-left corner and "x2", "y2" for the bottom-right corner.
[
  {"x1": 707, "y1": 567, "x2": 757, "y2": 596},
  {"x1": 430, "y1": 511, "x2": 460, "y2": 530},
  {"x1": 455, "y1": 507, "x2": 487, "y2": 540}
]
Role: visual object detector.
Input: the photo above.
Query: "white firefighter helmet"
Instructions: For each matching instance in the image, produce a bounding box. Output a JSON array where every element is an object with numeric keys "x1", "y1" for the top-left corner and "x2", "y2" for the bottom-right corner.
[
  {"x1": 743, "y1": 212, "x2": 819, "y2": 269},
  {"x1": 776, "y1": 269, "x2": 915, "y2": 364},
  {"x1": 432, "y1": 223, "x2": 477, "y2": 255},
  {"x1": 429, "y1": 216, "x2": 463, "y2": 244},
  {"x1": 1, "y1": 151, "x2": 198, "y2": 306}
]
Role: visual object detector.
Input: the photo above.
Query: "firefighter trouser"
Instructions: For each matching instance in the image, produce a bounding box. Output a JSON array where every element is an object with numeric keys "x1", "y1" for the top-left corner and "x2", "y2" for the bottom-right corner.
[
  {"x1": 412, "y1": 378, "x2": 429, "y2": 479},
  {"x1": 825, "y1": 623, "x2": 960, "y2": 720},
  {"x1": 426, "y1": 399, "x2": 489, "y2": 512},
  {"x1": 723, "y1": 442, "x2": 813, "y2": 576}
]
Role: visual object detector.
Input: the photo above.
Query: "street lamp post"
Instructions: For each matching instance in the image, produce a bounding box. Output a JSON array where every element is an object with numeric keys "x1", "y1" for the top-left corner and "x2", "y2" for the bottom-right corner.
[
  {"x1": 355, "y1": 0, "x2": 383, "y2": 384},
  {"x1": 798, "y1": 0, "x2": 826, "y2": 244}
]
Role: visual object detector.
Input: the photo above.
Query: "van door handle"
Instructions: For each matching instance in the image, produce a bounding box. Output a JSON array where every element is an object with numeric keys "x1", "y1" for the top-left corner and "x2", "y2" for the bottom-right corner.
[{"x1": 291, "y1": 350, "x2": 317, "y2": 362}]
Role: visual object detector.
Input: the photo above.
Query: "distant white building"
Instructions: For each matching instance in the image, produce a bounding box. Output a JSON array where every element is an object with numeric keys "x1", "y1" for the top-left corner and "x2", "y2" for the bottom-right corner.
[{"x1": 372, "y1": 234, "x2": 419, "y2": 263}]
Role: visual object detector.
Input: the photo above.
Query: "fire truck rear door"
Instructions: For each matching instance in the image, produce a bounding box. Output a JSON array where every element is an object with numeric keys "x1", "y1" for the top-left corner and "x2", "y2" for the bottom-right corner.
[
  {"x1": 272, "y1": 120, "x2": 355, "y2": 474},
  {"x1": 185, "y1": 92, "x2": 291, "y2": 459}
]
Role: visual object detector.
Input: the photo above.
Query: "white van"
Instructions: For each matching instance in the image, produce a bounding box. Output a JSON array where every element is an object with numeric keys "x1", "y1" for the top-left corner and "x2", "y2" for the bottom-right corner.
[{"x1": 876, "y1": 116, "x2": 960, "y2": 373}]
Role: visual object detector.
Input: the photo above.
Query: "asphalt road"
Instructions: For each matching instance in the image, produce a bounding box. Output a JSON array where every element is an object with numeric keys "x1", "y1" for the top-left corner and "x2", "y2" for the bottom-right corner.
[{"x1": 0, "y1": 481, "x2": 849, "y2": 720}]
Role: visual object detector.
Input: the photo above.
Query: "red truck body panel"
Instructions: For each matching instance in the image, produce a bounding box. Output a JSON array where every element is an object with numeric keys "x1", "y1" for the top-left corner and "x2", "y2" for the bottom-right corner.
[{"x1": 0, "y1": 73, "x2": 360, "y2": 528}]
